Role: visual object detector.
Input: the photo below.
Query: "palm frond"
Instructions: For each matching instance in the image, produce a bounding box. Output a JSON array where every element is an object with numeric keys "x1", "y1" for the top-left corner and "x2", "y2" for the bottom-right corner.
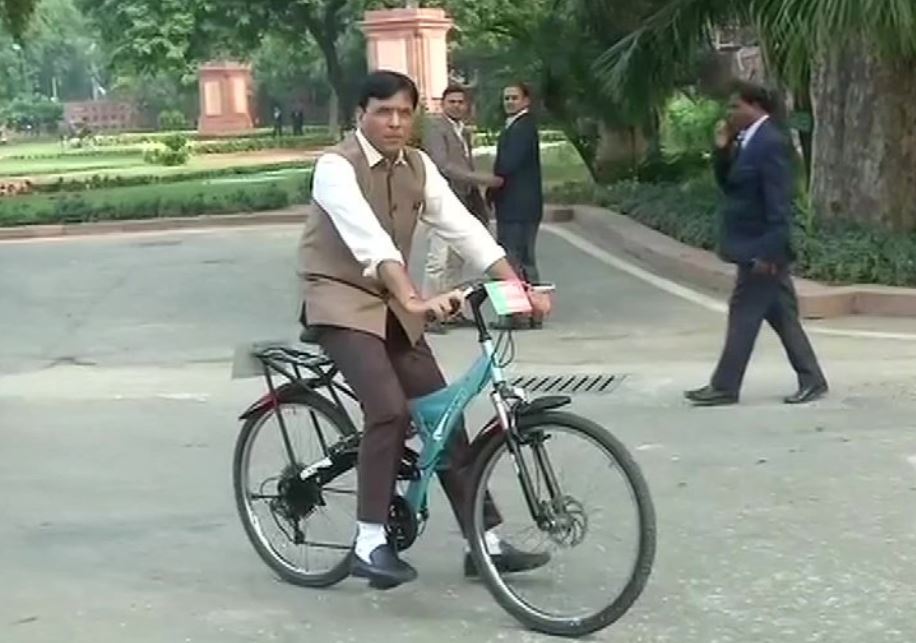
[{"x1": 593, "y1": 0, "x2": 741, "y2": 107}]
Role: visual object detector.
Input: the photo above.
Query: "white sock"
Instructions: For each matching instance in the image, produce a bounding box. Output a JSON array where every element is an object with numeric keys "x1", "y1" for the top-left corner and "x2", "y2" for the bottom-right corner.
[
  {"x1": 465, "y1": 529, "x2": 503, "y2": 555},
  {"x1": 485, "y1": 529, "x2": 503, "y2": 555},
  {"x1": 355, "y1": 522, "x2": 387, "y2": 562}
]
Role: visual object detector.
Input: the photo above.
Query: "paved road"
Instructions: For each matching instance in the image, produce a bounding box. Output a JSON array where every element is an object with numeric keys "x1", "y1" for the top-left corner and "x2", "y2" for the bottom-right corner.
[{"x1": 3, "y1": 223, "x2": 916, "y2": 642}]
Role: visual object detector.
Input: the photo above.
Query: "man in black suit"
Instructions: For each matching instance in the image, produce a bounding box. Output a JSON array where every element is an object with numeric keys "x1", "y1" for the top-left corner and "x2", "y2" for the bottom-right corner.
[
  {"x1": 490, "y1": 82, "x2": 544, "y2": 330},
  {"x1": 686, "y1": 82, "x2": 828, "y2": 406}
]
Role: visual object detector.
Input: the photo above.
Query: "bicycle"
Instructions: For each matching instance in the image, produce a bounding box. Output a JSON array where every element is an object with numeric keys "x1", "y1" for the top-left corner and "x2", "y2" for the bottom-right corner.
[{"x1": 232, "y1": 281, "x2": 656, "y2": 637}]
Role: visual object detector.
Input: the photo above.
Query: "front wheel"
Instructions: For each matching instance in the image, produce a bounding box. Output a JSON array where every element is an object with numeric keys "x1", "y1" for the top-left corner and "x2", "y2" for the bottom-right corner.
[{"x1": 466, "y1": 411, "x2": 656, "y2": 637}]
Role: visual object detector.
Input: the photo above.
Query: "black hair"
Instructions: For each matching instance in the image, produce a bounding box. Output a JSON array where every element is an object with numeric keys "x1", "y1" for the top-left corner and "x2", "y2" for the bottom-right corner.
[
  {"x1": 357, "y1": 70, "x2": 419, "y2": 110},
  {"x1": 505, "y1": 82, "x2": 532, "y2": 99},
  {"x1": 732, "y1": 80, "x2": 778, "y2": 115},
  {"x1": 441, "y1": 84, "x2": 468, "y2": 100}
]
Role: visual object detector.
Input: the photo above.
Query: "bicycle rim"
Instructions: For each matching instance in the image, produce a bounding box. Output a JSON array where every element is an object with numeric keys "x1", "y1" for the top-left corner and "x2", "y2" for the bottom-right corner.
[
  {"x1": 234, "y1": 393, "x2": 357, "y2": 586},
  {"x1": 468, "y1": 411, "x2": 656, "y2": 636}
]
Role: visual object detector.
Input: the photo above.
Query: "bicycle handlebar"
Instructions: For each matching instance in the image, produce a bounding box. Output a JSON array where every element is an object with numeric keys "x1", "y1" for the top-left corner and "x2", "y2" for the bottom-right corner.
[{"x1": 459, "y1": 280, "x2": 555, "y2": 340}]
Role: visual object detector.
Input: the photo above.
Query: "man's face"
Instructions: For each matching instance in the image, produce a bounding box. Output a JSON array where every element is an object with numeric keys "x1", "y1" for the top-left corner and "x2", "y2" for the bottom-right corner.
[
  {"x1": 503, "y1": 86, "x2": 529, "y2": 116},
  {"x1": 357, "y1": 91, "x2": 415, "y2": 157},
  {"x1": 442, "y1": 91, "x2": 468, "y2": 122},
  {"x1": 727, "y1": 95, "x2": 761, "y2": 131}
]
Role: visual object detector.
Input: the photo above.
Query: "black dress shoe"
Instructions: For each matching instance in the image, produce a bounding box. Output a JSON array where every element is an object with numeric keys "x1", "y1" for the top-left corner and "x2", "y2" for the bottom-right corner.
[
  {"x1": 464, "y1": 542, "x2": 551, "y2": 578},
  {"x1": 684, "y1": 385, "x2": 738, "y2": 406},
  {"x1": 784, "y1": 382, "x2": 828, "y2": 405},
  {"x1": 351, "y1": 544, "x2": 418, "y2": 589}
]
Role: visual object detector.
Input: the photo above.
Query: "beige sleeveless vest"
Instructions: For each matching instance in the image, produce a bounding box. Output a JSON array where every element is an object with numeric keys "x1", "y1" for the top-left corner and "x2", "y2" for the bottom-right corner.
[{"x1": 297, "y1": 133, "x2": 427, "y2": 343}]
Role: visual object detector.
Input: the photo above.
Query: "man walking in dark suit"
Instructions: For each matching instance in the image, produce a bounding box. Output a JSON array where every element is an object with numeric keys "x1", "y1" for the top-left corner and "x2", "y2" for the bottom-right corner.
[
  {"x1": 686, "y1": 82, "x2": 828, "y2": 406},
  {"x1": 490, "y1": 82, "x2": 544, "y2": 330}
]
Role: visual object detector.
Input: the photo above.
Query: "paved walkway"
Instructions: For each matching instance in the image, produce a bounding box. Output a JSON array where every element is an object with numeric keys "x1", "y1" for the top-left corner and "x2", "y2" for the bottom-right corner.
[{"x1": 2, "y1": 224, "x2": 916, "y2": 642}]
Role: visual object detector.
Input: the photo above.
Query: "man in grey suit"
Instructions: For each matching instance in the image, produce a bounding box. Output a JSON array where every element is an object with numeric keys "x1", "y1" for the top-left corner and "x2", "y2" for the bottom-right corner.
[{"x1": 421, "y1": 84, "x2": 503, "y2": 332}]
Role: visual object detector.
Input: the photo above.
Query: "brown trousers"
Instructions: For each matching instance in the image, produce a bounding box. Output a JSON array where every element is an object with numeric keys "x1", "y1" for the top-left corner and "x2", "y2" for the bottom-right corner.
[{"x1": 316, "y1": 313, "x2": 500, "y2": 534}]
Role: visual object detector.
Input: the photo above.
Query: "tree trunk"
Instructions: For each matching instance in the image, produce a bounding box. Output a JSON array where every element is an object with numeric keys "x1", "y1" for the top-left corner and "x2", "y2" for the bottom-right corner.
[
  {"x1": 592, "y1": 123, "x2": 649, "y2": 182},
  {"x1": 327, "y1": 89, "x2": 339, "y2": 135},
  {"x1": 810, "y1": 38, "x2": 916, "y2": 231}
]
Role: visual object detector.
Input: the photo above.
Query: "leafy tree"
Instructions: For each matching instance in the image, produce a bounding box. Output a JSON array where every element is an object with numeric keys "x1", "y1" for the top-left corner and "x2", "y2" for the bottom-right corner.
[
  {"x1": 1, "y1": 0, "x2": 39, "y2": 39},
  {"x1": 0, "y1": 0, "x2": 104, "y2": 102},
  {"x1": 442, "y1": 0, "x2": 674, "y2": 181}
]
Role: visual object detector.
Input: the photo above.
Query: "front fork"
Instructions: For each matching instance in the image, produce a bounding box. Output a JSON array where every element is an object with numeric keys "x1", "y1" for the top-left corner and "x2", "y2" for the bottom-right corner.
[{"x1": 489, "y1": 387, "x2": 564, "y2": 530}]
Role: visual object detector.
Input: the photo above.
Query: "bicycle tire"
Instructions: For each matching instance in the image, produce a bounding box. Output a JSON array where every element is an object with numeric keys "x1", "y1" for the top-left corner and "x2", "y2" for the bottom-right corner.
[
  {"x1": 233, "y1": 385, "x2": 357, "y2": 588},
  {"x1": 466, "y1": 410, "x2": 656, "y2": 637}
]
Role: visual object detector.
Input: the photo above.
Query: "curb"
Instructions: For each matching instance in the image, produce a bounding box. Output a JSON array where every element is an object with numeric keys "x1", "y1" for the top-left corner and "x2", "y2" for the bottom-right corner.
[
  {"x1": 564, "y1": 204, "x2": 916, "y2": 319},
  {"x1": 0, "y1": 204, "x2": 575, "y2": 242}
]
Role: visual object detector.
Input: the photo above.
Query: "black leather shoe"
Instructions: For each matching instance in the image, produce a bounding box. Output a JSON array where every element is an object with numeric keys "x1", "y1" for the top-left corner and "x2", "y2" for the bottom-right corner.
[
  {"x1": 684, "y1": 385, "x2": 738, "y2": 406},
  {"x1": 784, "y1": 382, "x2": 828, "y2": 405},
  {"x1": 351, "y1": 544, "x2": 418, "y2": 590},
  {"x1": 464, "y1": 542, "x2": 551, "y2": 578}
]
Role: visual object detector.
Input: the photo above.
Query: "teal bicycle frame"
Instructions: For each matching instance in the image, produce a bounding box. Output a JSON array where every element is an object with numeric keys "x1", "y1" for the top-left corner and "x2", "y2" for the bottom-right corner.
[{"x1": 404, "y1": 335, "x2": 506, "y2": 516}]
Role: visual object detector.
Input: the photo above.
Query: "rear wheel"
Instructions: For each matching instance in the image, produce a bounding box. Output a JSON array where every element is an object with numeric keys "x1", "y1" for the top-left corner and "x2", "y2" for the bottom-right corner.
[
  {"x1": 467, "y1": 411, "x2": 656, "y2": 637},
  {"x1": 233, "y1": 387, "x2": 358, "y2": 588}
]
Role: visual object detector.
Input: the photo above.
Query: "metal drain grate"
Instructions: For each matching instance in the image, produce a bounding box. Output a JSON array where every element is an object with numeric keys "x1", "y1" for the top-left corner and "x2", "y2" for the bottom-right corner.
[{"x1": 508, "y1": 373, "x2": 622, "y2": 395}]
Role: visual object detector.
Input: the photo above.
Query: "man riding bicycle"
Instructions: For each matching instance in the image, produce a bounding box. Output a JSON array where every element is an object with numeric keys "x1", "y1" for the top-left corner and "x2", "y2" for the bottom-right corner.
[{"x1": 296, "y1": 70, "x2": 551, "y2": 589}]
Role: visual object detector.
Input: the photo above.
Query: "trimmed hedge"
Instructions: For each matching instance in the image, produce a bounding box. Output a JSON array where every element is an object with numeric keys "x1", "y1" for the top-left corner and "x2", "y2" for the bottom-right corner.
[
  {"x1": 9, "y1": 148, "x2": 145, "y2": 161},
  {"x1": 547, "y1": 178, "x2": 916, "y2": 287},
  {"x1": 92, "y1": 127, "x2": 331, "y2": 146},
  {"x1": 191, "y1": 133, "x2": 335, "y2": 154}
]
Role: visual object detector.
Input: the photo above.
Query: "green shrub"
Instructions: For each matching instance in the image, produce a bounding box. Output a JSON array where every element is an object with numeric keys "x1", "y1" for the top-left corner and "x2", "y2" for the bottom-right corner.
[
  {"x1": 158, "y1": 109, "x2": 187, "y2": 131},
  {"x1": 546, "y1": 178, "x2": 916, "y2": 287},
  {"x1": 662, "y1": 94, "x2": 725, "y2": 156},
  {"x1": 634, "y1": 151, "x2": 710, "y2": 183},
  {"x1": 144, "y1": 132, "x2": 190, "y2": 166}
]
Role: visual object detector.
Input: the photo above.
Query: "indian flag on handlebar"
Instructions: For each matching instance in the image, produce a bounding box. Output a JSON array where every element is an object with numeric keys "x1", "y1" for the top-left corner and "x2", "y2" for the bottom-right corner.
[{"x1": 484, "y1": 280, "x2": 533, "y2": 316}]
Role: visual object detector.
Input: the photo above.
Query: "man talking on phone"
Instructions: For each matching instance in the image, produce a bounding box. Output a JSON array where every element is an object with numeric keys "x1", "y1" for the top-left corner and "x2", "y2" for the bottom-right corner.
[{"x1": 685, "y1": 82, "x2": 827, "y2": 407}]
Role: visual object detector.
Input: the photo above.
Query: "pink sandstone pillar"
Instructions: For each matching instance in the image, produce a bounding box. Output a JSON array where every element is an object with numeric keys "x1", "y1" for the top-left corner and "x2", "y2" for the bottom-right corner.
[
  {"x1": 197, "y1": 61, "x2": 255, "y2": 136},
  {"x1": 360, "y1": 8, "x2": 454, "y2": 114}
]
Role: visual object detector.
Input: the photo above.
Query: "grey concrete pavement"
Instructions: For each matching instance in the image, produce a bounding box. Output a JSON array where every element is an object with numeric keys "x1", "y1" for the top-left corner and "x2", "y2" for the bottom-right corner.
[{"x1": 3, "y1": 224, "x2": 916, "y2": 642}]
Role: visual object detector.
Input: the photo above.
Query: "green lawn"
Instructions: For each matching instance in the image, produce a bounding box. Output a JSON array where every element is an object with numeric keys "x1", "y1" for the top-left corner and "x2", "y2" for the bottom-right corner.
[{"x1": 0, "y1": 153, "x2": 145, "y2": 177}]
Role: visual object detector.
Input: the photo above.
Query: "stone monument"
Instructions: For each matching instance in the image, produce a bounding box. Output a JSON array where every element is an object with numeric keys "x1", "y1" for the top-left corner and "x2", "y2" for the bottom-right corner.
[
  {"x1": 197, "y1": 61, "x2": 255, "y2": 136},
  {"x1": 360, "y1": 7, "x2": 454, "y2": 114}
]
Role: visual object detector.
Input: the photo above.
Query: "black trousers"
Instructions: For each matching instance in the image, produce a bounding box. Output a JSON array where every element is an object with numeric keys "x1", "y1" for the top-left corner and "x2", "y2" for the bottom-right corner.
[
  {"x1": 711, "y1": 265, "x2": 826, "y2": 394},
  {"x1": 497, "y1": 221, "x2": 540, "y2": 284},
  {"x1": 316, "y1": 314, "x2": 501, "y2": 535}
]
